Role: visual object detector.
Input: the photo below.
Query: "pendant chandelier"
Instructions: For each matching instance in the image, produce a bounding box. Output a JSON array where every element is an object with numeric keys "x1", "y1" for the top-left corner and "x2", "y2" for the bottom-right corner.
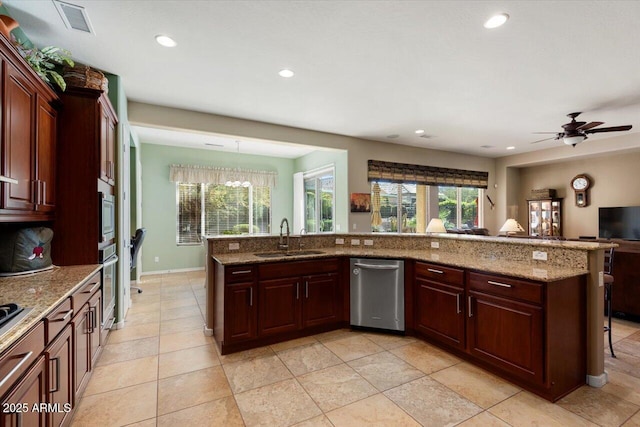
[{"x1": 225, "y1": 141, "x2": 251, "y2": 187}]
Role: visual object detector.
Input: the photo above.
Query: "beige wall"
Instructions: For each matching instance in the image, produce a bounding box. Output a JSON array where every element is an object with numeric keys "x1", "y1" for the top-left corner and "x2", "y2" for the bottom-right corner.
[{"x1": 128, "y1": 102, "x2": 498, "y2": 233}]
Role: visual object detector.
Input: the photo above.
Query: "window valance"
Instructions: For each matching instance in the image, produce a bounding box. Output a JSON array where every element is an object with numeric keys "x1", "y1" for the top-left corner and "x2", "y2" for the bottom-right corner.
[
  {"x1": 169, "y1": 164, "x2": 278, "y2": 187},
  {"x1": 367, "y1": 160, "x2": 488, "y2": 189}
]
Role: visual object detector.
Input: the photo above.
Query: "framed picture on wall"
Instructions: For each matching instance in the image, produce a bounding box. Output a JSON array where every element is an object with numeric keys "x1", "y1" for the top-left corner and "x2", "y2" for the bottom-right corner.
[{"x1": 350, "y1": 193, "x2": 371, "y2": 212}]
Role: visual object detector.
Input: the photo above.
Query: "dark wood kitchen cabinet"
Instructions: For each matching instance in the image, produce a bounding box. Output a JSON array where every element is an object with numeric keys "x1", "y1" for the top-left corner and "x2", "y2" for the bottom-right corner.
[
  {"x1": 0, "y1": 32, "x2": 59, "y2": 222},
  {"x1": 46, "y1": 325, "x2": 73, "y2": 427},
  {"x1": 414, "y1": 262, "x2": 465, "y2": 351},
  {"x1": 216, "y1": 265, "x2": 257, "y2": 348},
  {"x1": 302, "y1": 272, "x2": 340, "y2": 328},
  {"x1": 0, "y1": 356, "x2": 48, "y2": 427}
]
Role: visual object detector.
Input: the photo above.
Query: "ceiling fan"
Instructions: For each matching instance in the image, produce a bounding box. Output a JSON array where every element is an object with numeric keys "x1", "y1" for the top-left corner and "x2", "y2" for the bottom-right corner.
[{"x1": 531, "y1": 112, "x2": 633, "y2": 146}]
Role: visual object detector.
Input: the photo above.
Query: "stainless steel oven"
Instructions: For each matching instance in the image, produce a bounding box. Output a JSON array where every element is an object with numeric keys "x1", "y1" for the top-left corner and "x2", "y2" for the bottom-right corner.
[
  {"x1": 99, "y1": 192, "x2": 115, "y2": 243},
  {"x1": 99, "y1": 244, "x2": 117, "y2": 332}
]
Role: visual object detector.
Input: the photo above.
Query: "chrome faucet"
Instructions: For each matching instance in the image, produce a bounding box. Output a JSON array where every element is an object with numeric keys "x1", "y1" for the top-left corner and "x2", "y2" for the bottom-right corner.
[{"x1": 279, "y1": 218, "x2": 290, "y2": 251}]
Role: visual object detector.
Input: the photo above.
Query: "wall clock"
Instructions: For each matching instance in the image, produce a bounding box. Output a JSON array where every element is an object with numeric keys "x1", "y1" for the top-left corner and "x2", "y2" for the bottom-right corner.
[{"x1": 571, "y1": 174, "x2": 591, "y2": 207}]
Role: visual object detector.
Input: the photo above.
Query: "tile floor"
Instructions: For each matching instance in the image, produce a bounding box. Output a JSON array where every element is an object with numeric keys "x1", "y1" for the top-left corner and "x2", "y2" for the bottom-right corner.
[{"x1": 70, "y1": 271, "x2": 640, "y2": 427}]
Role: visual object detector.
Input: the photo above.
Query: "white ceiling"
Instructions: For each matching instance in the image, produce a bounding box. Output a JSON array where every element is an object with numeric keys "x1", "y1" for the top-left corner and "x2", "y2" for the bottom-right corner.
[{"x1": 5, "y1": 1, "x2": 640, "y2": 158}]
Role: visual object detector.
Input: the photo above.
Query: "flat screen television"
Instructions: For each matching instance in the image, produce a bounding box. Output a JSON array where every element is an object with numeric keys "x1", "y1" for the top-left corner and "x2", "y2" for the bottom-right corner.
[{"x1": 599, "y1": 206, "x2": 640, "y2": 240}]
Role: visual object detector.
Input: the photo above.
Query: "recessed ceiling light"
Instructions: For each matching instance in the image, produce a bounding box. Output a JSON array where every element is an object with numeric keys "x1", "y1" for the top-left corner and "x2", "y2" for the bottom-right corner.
[
  {"x1": 484, "y1": 13, "x2": 509, "y2": 29},
  {"x1": 506, "y1": 146, "x2": 515, "y2": 150},
  {"x1": 415, "y1": 129, "x2": 425, "y2": 134},
  {"x1": 155, "y1": 34, "x2": 177, "y2": 47},
  {"x1": 279, "y1": 69, "x2": 295, "y2": 78}
]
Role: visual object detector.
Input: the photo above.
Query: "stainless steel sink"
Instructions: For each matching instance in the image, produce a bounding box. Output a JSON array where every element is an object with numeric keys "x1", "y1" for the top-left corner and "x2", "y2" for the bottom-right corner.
[{"x1": 254, "y1": 250, "x2": 325, "y2": 258}]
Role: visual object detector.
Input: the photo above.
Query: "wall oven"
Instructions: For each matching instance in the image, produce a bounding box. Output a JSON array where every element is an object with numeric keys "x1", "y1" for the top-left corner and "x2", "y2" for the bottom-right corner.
[
  {"x1": 99, "y1": 243, "x2": 117, "y2": 334},
  {"x1": 99, "y1": 192, "x2": 115, "y2": 243}
]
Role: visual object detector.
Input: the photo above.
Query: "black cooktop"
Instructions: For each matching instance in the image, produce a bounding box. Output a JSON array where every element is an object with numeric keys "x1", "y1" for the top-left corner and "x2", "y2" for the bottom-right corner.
[{"x1": 0, "y1": 303, "x2": 24, "y2": 329}]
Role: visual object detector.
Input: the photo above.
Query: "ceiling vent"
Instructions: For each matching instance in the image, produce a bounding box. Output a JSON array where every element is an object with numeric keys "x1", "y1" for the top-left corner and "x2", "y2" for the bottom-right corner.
[
  {"x1": 419, "y1": 134, "x2": 434, "y2": 139},
  {"x1": 53, "y1": 0, "x2": 95, "y2": 34}
]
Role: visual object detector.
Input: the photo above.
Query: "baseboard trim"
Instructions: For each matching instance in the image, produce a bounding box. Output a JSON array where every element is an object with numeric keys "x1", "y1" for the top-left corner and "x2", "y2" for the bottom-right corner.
[
  {"x1": 141, "y1": 267, "x2": 205, "y2": 276},
  {"x1": 203, "y1": 325, "x2": 213, "y2": 336},
  {"x1": 587, "y1": 372, "x2": 608, "y2": 388}
]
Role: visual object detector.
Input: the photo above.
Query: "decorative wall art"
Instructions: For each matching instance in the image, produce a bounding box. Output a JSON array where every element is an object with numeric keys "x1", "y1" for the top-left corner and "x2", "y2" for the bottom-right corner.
[{"x1": 350, "y1": 193, "x2": 371, "y2": 212}]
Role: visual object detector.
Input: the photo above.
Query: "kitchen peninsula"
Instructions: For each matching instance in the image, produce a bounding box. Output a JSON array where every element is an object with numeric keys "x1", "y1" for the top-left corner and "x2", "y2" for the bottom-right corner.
[{"x1": 205, "y1": 233, "x2": 614, "y2": 402}]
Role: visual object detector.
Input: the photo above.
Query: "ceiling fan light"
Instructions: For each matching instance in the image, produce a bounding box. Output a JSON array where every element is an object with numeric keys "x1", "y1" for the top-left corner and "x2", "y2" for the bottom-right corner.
[
  {"x1": 484, "y1": 13, "x2": 509, "y2": 29},
  {"x1": 563, "y1": 135, "x2": 585, "y2": 146}
]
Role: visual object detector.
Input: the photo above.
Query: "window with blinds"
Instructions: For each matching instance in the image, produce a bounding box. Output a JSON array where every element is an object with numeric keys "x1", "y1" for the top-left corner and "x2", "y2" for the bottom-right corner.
[{"x1": 176, "y1": 183, "x2": 271, "y2": 244}]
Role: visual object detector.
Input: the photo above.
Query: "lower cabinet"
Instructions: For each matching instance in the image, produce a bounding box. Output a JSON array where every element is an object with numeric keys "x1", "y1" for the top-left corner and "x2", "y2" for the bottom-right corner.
[
  {"x1": 46, "y1": 325, "x2": 73, "y2": 427},
  {"x1": 303, "y1": 273, "x2": 340, "y2": 328},
  {"x1": 73, "y1": 296, "x2": 102, "y2": 398},
  {"x1": 259, "y1": 277, "x2": 301, "y2": 336},
  {"x1": 224, "y1": 281, "x2": 257, "y2": 343},
  {"x1": 0, "y1": 356, "x2": 48, "y2": 427}
]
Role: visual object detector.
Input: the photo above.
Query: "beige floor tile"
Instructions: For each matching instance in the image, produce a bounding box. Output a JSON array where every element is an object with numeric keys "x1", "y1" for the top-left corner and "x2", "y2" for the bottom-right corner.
[
  {"x1": 85, "y1": 355, "x2": 158, "y2": 396},
  {"x1": 160, "y1": 314, "x2": 204, "y2": 335},
  {"x1": 348, "y1": 351, "x2": 424, "y2": 391},
  {"x1": 603, "y1": 369, "x2": 640, "y2": 405},
  {"x1": 235, "y1": 378, "x2": 322, "y2": 427},
  {"x1": 389, "y1": 340, "x2": 461, "y2": 374},
  {"x1": 160, "y1": 296, "x2": 198, "y2": 310},
  {"x1": 223, "y1": 354, "x2": 293, "y2": 393},
  {"x1": 157, "y1": 396, "x2": 244, "y2": 426},
  {"x1": 557, "y1": 385, "x2": 640, "y2": 427},
  {"x1": 489, "y1": 391, "x2": 599, "y2": 426},
  {"x1": 125, "y1": 309, "x2": 161, "y2": 327},
  {"x1": 298, "y1": 363, "x2": 378, "y2": 412},
  {"x1": 384, "y1": 376, "x2": 482, "y2": 426},
  {"x1": 160, "y1": 289, "x2": 196, "y2": 300},
  {"x1": 323, "y1": 334, "x2": 384, "y2": 362},
  {"x1": 278, "y1": 342, "x2": 342, "y2": 376},
  {"x1": 159, "y1": 344, "x2": 220, "y2": 379},
  {"x1": 123, "y1": 418, "x2": 156, "y2": 427},
  {"x1": 430, "y1": 362, "x2": 520, "y2": 408},
  {"x1": 159, "y1": 328, "x2": 213, "y2": 353},
  {"x1": 157, "y1": 365, "x2": 232, "y2": 415},
  {"x1": 292, "y1": 415, "x2": 335, "y2": 427},
  {"x1": 218, "y1": 345, "x2": 275, "y2": 364},
  {"x1": 108, "y1": 322, "x2": 160, "y2": 344},
  {"x1": 456, "y1": 411, "x2": 512, "y2": 426},
  {"x1": 161, "y1": 303, "x2": 202, "y2": 321},
  {"x1": 623, "y1": 411, "x2": 640, "y2": 426},
  {"x1": 313, "y1": 328, "x2": 356, "y2": 343},
  {"x1": 270, "y1": 335, "x2": 318, "y2": 352},
  {"x1": 326, "y1": 393, "x2": 421, "y2": 427},
  {"x1": 362, "y1": 332, "x2": 418, "y2": 350},
  {"x1": 97, "y1": 336, "x2": 159, "y2": 366},
  {"x1": 605, "y1": 350, "x2": 640, "y2": 379},
  {"x1": 616, "y1": 339, "x2": 640, "y2": 359},
  {"x1": 128, "y1": 301, "x2": 161, "y2": 314},
  {"x1": 71, "y1": 382, "x2": 157, "y2": 426}
]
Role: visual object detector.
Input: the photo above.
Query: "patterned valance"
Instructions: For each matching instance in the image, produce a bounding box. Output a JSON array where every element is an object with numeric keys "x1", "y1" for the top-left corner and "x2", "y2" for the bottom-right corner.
[
  {"x1": 169, "y1": 164, "x2": 278, "y2": 187},
  {"x1": 367, "y1": 160, "x2": 488, "y2": 189}
]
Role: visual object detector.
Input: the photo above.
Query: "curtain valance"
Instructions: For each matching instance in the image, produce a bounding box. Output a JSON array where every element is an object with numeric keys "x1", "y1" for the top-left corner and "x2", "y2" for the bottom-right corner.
[
  {"x1": 367, "y1": 160, "x2": 488, "y2": 189},
  {"x1": 169, "y1": 164, "x2": 278, "y2": 187}
]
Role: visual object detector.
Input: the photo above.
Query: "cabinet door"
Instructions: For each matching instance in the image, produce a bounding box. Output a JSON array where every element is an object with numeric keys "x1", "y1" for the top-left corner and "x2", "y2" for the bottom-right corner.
[
  {"x1": 467, "y1": 291, "x2": 544, "y2": 384},
  {"x1": 35, "y1": 98, "x2": 56, "y2": 212},
  {"x1": 89, "y1": 292, "x2": 102, "y2": 367},
  {"x1": 0, "y1": 355, "x2": 47, "y2": 427},
  {"x1": 47, "y1": 325, "x2": 73, "y2": 427},
  {"x1": 73, "y1": 306, "x2": 90, "y2": 396},
  {"x1": 1, "y1": 61, "x2": 36, "y2": 211},
  {"x1": 258, "y1": 277, "x2": 302, "y2": 337},
  {"x1": 98, "y1": 97, "x2": 116, "y2": 186},
  {"x1": 224, "y1": 282, "x2": 257, "y2": 343},
  {"x1": 302, "y1": 273, "x2": 340, "y2": 328},
  {"x1": 415, "y1": 277, "x2": 465, "y2": 350}
]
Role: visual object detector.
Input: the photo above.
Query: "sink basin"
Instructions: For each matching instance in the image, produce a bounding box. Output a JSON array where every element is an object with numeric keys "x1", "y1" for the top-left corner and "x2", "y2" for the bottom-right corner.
[{"x1": 254, "y1": 250, "x2": 325, "y2": 258}]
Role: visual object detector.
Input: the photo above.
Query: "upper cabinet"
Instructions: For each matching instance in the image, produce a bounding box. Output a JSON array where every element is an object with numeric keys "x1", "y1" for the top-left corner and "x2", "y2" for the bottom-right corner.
[{"x1": 0, "y1": 34, "x2": 59, "y2": 222}]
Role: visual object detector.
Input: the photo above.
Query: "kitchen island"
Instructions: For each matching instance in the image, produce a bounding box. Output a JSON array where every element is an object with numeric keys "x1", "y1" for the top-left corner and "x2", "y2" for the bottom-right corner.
[{"x1": 206, "y1": 233, "x2": 614, "y2": 401}]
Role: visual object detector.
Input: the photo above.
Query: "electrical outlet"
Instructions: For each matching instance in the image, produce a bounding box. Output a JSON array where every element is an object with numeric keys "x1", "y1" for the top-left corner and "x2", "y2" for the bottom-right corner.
[
  {"x1": 352, "y1": 223, "x2": 357, "y2": 230},
  {"x1": 229, "y1": 242, "x2": 240, "y2": 251},
  {"x1": 351, "y1": 239, "x2": 360, "y2": 246},
  {"x1": 335, "y1": 238, "x2": 345, "y2": 245},
  {"x1": 364, "y1": 239, "x2": 373, "y2": 246},
  {"x1": 154, "y1": 256, "x2": 159, "y2": 263},
  {"x1": 532, "y1": 251, "x2": 547, "y2": 261},
  {"x1": 431, "y1": 241, "x2": 440, "y2": 249}
]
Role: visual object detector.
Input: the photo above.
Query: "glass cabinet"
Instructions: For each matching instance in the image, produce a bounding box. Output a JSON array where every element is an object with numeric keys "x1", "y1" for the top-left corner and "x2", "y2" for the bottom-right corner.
[{"x1": 527, "y1": 198, "x2": 562, "y2": 237}]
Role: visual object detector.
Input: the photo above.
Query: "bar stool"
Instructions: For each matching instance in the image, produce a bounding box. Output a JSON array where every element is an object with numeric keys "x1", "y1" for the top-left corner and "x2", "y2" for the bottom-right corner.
[{"x1": 603, "y1": 248, "x2": 616, "y2": 358}]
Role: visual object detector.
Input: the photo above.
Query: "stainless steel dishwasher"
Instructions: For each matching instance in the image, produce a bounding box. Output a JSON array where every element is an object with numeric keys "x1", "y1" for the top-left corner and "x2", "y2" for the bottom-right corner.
[{"x1": 350, "y1": 258, "x2": 405, "y2": 332}]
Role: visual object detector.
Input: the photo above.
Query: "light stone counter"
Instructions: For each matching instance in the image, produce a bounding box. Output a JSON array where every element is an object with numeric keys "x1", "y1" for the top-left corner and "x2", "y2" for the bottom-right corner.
[{"x1": 0, "y1": 264, "x2": 101, "y2": 354}]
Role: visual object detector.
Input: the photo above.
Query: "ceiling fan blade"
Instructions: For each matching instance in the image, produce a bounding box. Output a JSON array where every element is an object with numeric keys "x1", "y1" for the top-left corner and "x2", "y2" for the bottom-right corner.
[
  {"x1": 585, "y1": 125, "x2": 632, "y2": 134},
  {"x1": 531, "y1": 132, "x2": 559, "y2": 134},
  {"x1": 530, "y1": 136, "x2": 558, "y2": 144},
  {"x1": 577, "y1": 121, "x2": 604, "y2": 131}
]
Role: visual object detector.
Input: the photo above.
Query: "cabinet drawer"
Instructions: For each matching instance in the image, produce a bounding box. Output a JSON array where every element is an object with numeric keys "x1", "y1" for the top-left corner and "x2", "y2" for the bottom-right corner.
[
  {"x1": 259, "y1": 258, "x2": 339, "y2": 280},
  {"x1": 44, "y1": 297, "x2": 73, "y2": 344},
  {"x1": 71, "y1": 272, "x2": 101, "y2": 310},
  {"x1": 415, "y1": 262, "x2": 464, "y2": 286},
  {"x1": 469, "y1": 272, "x2": 543, "y2": 305},
  {"x1": 0, "y1": 322, "x2": 45, "y2": 398},
  {"x1": 225, "y1": 265, "x2": 256, "y2": 284}
]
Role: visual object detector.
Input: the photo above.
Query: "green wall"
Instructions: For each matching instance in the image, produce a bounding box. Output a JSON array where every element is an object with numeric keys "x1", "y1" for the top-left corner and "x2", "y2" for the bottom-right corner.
[
  {"x1": 294, "y1": 149, "x2": 349, "y2": 233},
  {"x1": 140, "y1": 143, "x2": 294, "y2": 272}
]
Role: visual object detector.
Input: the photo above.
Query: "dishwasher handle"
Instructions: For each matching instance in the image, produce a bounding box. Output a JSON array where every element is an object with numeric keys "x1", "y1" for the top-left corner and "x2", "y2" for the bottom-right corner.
[{"x1": 353, "y1": 262, "x2": 400, "y2": 271}]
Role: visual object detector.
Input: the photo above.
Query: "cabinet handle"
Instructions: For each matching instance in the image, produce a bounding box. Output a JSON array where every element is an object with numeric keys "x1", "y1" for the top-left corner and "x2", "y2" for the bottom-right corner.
[
  {"x1": 0, "y1": 175, "x2": 18, "y2": 184},
  {"x1": 16, "y1": 412, "x2": 22, "y2": 427},
  {"x1": 86, "y1": 309, "x2": 93, "y2": 334},
  {"x1": 50, "y1": 356, "x2": 60, "y2": 393},
  {"x1": 296, "y1": 282, "x2": 300, "y2": 299},
  {"x1": 231, "y1": 270, "x2": 252, "y2": 275},
  {"x1": 456, "y1": 294, "x2": 461, "y2": 314},
  {"x1": 427, "y1": 268, "x2": 444, "y2": 274},
  {"x1": 249, "y1": 287, "x2": 253, "y2": 307},
  {"x1": 305, "y1": 281, "x2": 309, "y2": 299},
  {"x1": 82, "y1": 281, "x2": 101, "y2": 294},
  {"x1": 468, "y1": 296, "x2": 473, "y2": 317},
  {"x1": 91, "y1": 306, "x2": 98, "y2": 330},
  {"x1": 52, "y1": 309, "x2": 74, "y2": 322},
  {"x1": 41, "y1": 180, "x2": 46, "y2": 204},
  {"x1": 487, "y1": 280, "x2": 512, "y2": 288},
  {"x1": 0, "y1": 351, "x2": 33, "y2": 389}
]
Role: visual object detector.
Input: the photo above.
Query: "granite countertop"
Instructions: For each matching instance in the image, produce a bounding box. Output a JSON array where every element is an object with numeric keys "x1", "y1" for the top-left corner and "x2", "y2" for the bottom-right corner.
[
  {"x1": 0, "y1": 264, "x2": 102, "y2": 354},
  {"x1": 212, "y1": 247, "x2": 589, "y2": 282}
]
